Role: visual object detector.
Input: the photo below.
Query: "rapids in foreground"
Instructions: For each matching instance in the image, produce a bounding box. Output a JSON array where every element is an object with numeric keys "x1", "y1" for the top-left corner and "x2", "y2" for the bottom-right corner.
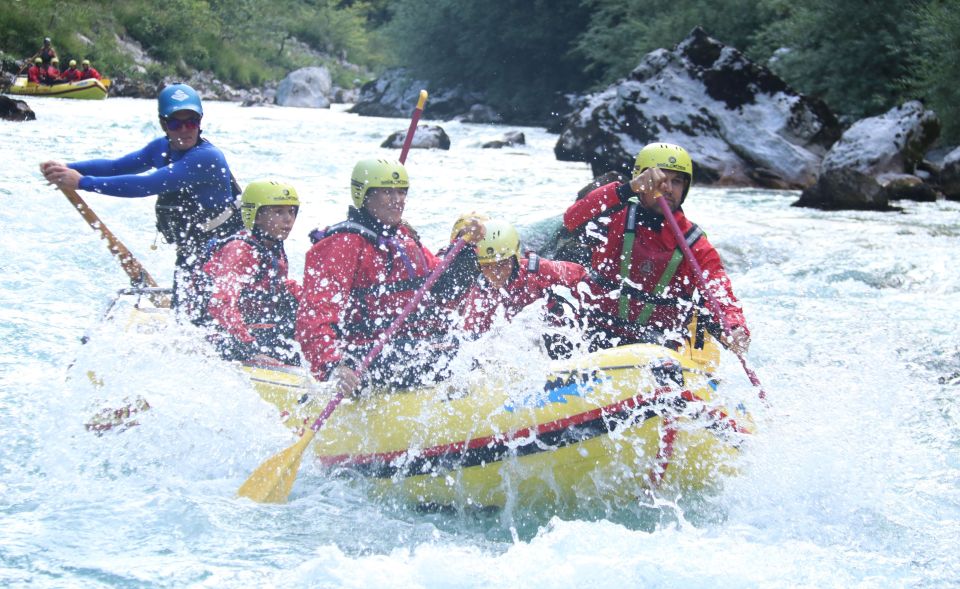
[{"x1": 1, "y1": 97, "x2": 958, "y2": 587}]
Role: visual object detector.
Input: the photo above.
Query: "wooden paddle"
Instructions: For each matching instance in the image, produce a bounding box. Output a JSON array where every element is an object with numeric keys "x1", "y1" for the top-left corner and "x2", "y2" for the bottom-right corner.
[
  {"x1": 238, "y1": 237, "x2": 469, "y2": 503},
  {"x1": 654, "y1": 196, "x2": 768, "y2": 402},
  {"x1": 60, "y1": 186, "x2": 169, "y2": 307}
]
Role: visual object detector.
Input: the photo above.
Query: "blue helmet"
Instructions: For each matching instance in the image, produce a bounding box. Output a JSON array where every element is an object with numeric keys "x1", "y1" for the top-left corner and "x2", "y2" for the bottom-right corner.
[{"x1": 158, "y1": 83, "x2": 203, "y2": 118}]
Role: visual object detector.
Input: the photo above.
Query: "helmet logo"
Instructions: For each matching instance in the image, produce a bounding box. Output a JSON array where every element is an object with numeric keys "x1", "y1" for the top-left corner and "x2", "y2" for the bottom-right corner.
[
  {"x1": 391, "y1": 172, "x2": 400, "y2": 180},
  {"x1": 170, "y1": 89, "x2": 190, "y2": 102},
  {"x1": 668, "y1": 156, "x2": 677, "y2": 164}
]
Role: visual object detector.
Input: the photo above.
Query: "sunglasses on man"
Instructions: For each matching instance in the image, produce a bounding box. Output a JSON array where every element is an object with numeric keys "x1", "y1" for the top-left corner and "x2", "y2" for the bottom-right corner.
[{"x1": 164, "y1": 116, "x2": 201, "y2": 131}]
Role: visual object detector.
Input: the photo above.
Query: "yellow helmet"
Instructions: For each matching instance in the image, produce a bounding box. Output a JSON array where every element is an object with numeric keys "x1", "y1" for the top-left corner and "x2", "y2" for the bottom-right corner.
[
  {"x1": 476, "y1": 219, "x2": 521, "y2": 265},
  {"x1": 34, "y1": 57, "x2": 42, "y2": 65},
  {"x1": 81, "y1": 59, "x2": 90, "y2": 66},
  {"x1": 50, "y1": 57, "x2": 59, "y2": 65},
  {"x1": 240, "y1": 180, "x2": 300, "y2": 230},
  {"x1": 350, "y1": 159, "x2": 409, "y2": 208},
  {"x1": 69, "y1": 59, "x2": 77, "y2": 67},
  {"x1": 450, "y1": 211, "x2": 490, "y2": 243},
  {"x1": 633, "y1": 142, "x2": 693, "y2": 200}
]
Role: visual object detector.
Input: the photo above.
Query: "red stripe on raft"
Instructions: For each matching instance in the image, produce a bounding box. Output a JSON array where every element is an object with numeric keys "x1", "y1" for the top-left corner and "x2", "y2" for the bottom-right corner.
[{"x1": 317, "y1": 386, "x2": 679, "y2": 468}]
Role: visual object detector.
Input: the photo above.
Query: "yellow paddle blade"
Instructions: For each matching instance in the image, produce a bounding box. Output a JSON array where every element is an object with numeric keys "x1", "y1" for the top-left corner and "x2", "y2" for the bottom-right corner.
[{"x1": 237, "y1": 428, "x2": 317, "y2": 504}]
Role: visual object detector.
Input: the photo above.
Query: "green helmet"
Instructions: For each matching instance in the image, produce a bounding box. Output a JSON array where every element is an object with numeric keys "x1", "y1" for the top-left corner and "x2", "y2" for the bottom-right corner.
[
  {"x1": 240, "y1": 180, "x2": 300, "y2": 230},
  {"x1": 476, "y1": 219, "x2": 521, "y2": 266},
  {"x1": 450, "y1": 211, "x2": 490, "y2": 243},
  {"x1": 350, "y1": 159, "x2": 409, "y2": 208},
  {"x1": 633, "y1": 143, "x2": 694, "y2": 200}
]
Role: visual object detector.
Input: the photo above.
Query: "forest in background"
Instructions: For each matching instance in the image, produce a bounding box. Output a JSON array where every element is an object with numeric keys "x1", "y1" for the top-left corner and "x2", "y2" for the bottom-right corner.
[{"x1": 2, "y1": 0, "x2": 957, "y2": 142}]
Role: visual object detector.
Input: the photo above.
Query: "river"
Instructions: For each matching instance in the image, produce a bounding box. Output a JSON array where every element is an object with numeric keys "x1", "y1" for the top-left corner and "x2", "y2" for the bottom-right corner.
[{"x1": 1, "y1": 96, "x2": 958, "y2": 587}]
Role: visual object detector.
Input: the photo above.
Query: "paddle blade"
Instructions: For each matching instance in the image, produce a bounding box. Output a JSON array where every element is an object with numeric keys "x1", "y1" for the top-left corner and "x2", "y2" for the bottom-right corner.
[{"x1": 237, "y1": 428, "x2": 316, "y2": 504}]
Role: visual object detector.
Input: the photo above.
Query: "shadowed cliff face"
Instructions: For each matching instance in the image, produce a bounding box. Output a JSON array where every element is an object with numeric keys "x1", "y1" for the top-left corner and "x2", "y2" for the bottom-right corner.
[{"x1": 554, "y1": 26, "x2": 841, "y2": 189}]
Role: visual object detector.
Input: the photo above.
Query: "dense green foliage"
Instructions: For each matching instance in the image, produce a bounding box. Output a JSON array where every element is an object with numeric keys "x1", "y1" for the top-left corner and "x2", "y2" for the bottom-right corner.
[
  {"x1": 1, "y1": 0, "x2": 958, "y2": 142},
  {"x1": 910, "y1": 0, "x2": 960, "y2": 142},
  {"x1": 383, "y1": 0, "x2": 595, "y2": 122},
  {"x1": 0, "y1": 0, "x2": 379, "y2": 87}
]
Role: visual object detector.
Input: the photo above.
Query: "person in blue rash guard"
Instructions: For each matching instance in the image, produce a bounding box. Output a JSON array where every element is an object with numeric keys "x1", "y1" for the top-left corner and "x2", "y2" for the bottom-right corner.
[{"x1": 40, "y1": 83, "x2": 242, "y2": 308}]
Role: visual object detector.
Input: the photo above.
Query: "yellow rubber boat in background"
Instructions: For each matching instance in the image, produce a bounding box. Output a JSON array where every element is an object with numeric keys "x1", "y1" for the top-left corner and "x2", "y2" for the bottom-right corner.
[{"x1": 9, "y1": 75, "x2": 111, "y2": 100}]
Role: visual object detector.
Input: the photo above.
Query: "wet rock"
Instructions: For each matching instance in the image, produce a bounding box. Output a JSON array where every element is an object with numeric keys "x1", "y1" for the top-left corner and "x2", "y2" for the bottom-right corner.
[
  {"x1": 350, "y1": 67, "x2": 485, "y2": 120},
  {"x1": 793, "y1": 167, "x2": 892, "y2": 211},
  {"x1": 381, "y1": 124, "x2": 451, "y2": 151},
  {"x1": 276, "y1": 67, "x2": 332, "y2": 108},
  {"x1": 482, "y1": 131, "x2": 525, "y2": 149},
  {"x1": 941, "y1": 147, "x2": 960, "y2": 201},
  {"x1": 461, "y1": 104, "x2": 502, "y2": 124},
  {"x1": 0, "y1": 95, "x2": 35, "y2": 121},
  {"x1": 796, "y1": 101, "x2": 941, "y2": 209},
  {"x1": 554, "y1": 26, "x2": 840, "y2": 188}
]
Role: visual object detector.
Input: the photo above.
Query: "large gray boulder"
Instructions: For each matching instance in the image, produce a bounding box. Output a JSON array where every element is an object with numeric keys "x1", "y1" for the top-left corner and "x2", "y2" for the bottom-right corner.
[
  {"x1": 795, "y1": 101, "x2": 941, "y2": 209},
  {"x1": 554, "y1": 27, "x2": 841, "y2": 188},
  {"x1": 276, "y1": 66, "x2": 332, "y2": 109}
]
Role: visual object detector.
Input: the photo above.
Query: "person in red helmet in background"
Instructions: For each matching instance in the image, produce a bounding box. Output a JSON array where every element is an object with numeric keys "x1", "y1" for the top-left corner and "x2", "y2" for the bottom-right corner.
[
  {"x1": 563, "y1": 142, "x2": 750, "y2": 355},
  {"x1": 197, "y1": 180, "x2": 302, "y2": 366},
  {"x1": 296, "y1": 159, "x2": 484, "y2": 395},
  {"x1": 456, "y1": 218, "x2": 587, "y2": 355}
]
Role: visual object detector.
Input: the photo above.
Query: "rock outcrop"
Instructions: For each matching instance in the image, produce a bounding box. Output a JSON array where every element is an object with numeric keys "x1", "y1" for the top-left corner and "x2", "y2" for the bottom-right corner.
[
  {"x1": 276, "y1": 66, "x2": 332, "y2": 109},
  {"x1": 936, "y1": 147, "x2": 960, "y2": 201},
  {"x1": 553, "y1": 27, "x2": 841, "y2": 188},
  {"x1": 0, "y1": 95, "x2": 35, "y2": 121},
  {"x1": 795, "y1": 101, "x2": 941, "y2": 210},
  {"x1": 350, "y1": 67, "x2": 492, "y2": 121}
]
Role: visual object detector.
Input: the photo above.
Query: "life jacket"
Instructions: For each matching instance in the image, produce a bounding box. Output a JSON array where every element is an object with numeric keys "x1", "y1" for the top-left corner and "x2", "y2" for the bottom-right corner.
[
  {"x1": 308, "y1": 219, "x2": 433, "y2": 337},
  {"x1": 190, "y1": 232, "x2": 296, "y2": 330},
  {"x1": 154, "y1": 138, "x2": 243, "y2": 253}
]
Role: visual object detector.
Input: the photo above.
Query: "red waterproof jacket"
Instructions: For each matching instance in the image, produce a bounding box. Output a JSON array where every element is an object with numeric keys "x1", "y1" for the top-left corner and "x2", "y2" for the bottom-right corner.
[
  {"x1": 27, "y1": 65, "x2": 42, "y2": 84},
  {"x1": 61, "y1": 67, "x2": 82, "y2": 82},
  {"x1": 80, "y1": 66, "x2": 101, "y2": 80},
  {"x1": 460, "y1": 256, "x2": 586, "y2": 335},
  {"x1": 296, "y1": 212, "x2": 449, "y2": 380},
  {"x1": 564, "y1": 181, "x2": 748, "y2": 344},
  {"x1": 44, "y1": 66, "x2": 60, "y2": 83},
  {"x1": 202, "y1": 231, "x2": 301, "y2": 344}
]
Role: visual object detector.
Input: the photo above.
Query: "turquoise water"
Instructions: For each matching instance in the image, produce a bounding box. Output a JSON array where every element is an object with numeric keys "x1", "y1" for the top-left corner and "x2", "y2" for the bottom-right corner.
[{"x1": 1, "y1": 97, "x2": 958, "y2": 587}]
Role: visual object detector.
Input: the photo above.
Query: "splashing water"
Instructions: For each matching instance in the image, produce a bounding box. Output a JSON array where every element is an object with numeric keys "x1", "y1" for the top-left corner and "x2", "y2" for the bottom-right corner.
[{"x1": 1, "y1": 97, "x2": 958, "y2": 587}]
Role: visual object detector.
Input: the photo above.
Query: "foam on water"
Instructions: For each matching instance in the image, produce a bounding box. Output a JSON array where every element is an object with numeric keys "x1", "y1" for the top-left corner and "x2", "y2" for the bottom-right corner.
[{"x1": 2, "y1": 97, "x2": 958, "y2": 587}]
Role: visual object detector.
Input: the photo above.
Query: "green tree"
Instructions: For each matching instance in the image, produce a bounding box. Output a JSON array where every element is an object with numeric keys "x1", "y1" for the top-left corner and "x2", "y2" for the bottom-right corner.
[
  {"x1": 910, "y1": 0, "x2": 960, "y2": 143},
  {"x1": 573, "y1": 0, "x2": 780, "y2": 84},
  {"x1": 753, "y1": 0, "x2": 916, "y2": 121},
  {"x1": 383, "y1": 0, "x2": 596, "y2": 121}
]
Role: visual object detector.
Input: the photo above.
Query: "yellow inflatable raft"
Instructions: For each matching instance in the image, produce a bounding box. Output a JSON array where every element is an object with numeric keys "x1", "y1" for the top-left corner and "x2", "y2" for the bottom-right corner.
[
  {"x1": 106, "y1": 288, "x2": 754, "y2": 508},
  {"x1": 9, "y1": 75, "x2": 110, "y2": 100}
]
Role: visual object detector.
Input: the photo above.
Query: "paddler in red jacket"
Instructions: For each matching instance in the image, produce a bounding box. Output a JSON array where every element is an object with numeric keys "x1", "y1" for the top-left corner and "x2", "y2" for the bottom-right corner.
[
  {"x1": 563, "y1": 142, "x2": 750, "y2": 355},
  {"x1": 61, "y1": 60, "x2": 82, "y2": 82},
  {"x1": 79, "y1": 59, "x2": 101, "y2": 80},
  {"x1": 26, "y1": 58, "x2": 43, "y2": 84},
  {"x1": 198, "y1": 180, "x2": 302, "y2": 365},
  {"x1": 296, "y1": 159, "x2": 484, "y2": 393},
  {"x1": 458, "y1": 219, "x2": 587, "y2": 347}
]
